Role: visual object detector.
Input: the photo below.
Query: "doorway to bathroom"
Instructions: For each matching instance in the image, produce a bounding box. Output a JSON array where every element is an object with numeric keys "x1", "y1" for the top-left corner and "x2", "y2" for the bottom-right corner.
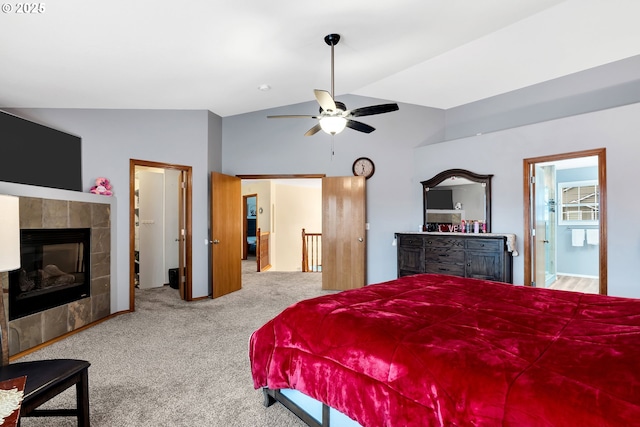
[{"x1": 523, "y1": 148, "x2": 606, "y2": 295}]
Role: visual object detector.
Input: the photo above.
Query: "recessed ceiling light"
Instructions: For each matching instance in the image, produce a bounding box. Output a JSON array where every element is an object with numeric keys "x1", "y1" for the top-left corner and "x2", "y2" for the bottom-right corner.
[{"x1": 258, "y1": 84, "x2": 271, "y2": 91}]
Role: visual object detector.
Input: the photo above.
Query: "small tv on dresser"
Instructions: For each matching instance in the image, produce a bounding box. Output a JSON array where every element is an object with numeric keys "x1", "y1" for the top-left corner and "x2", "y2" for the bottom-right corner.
[{"x1": 0, "y1": 110, "x2": 82, "y2": 191}]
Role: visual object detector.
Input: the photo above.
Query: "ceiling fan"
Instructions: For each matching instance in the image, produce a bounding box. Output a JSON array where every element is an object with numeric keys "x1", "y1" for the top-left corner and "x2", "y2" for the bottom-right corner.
[{"x1": 267, "y1": 33, "x2": 399, "y2": 136}]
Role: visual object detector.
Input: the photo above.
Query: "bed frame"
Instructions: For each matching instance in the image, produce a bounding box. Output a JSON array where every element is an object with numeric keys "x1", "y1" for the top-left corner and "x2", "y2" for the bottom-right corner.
[{"x1": 262, "y1": 388, "x2": 361, "y2": 427}]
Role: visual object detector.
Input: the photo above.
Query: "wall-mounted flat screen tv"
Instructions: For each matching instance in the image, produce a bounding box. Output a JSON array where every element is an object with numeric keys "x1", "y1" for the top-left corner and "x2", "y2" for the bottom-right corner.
[{"x1": 0, "y1": 111, "x2": 82, "y2": 191}]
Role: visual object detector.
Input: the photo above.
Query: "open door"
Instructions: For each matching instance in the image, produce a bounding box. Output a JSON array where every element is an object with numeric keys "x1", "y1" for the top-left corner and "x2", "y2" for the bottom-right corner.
[
  {"x1": 210, "y1": 172, "x2": 242, "y2": 298},
  {"x1": 129, "y1": 159, "x2": 193, "y2": 311},
  {"x1": 530, "y1": 164, "x2": 551, "y2": 288},
  {"x1": 322, "y1": 176, "x2": 366, "y2": 291}
]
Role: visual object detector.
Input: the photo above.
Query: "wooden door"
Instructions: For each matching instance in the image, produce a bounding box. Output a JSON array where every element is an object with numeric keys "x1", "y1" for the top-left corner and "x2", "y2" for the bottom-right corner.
[
  {"x1": 322, "y1": 176, "x2": 366, "y2": 291},
  {"x1": 210, "y1": 172, "x2": 241, "y2": 298}
]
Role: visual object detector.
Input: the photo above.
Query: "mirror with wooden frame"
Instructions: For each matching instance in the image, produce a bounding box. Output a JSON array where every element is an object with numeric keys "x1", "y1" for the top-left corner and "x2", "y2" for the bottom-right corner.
[{"x1": 421, "y1": 169, "x2": 493, "y2": 232}]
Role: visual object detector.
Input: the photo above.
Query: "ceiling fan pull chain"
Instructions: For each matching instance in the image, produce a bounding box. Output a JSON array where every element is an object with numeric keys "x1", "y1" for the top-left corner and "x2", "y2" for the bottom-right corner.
[{"x1": 331, "y1": 136, "x2": 335, "y2": 160}]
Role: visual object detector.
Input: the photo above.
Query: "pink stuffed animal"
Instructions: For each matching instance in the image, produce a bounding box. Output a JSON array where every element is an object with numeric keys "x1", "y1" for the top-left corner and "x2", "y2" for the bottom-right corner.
[{"x1": 90, "y1": 177, "x2": 113, "y2": 196}]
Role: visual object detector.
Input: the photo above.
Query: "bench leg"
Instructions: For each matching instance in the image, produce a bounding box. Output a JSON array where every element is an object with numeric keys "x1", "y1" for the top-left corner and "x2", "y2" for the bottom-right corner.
[{"x1": 76, "y1": 369, "x2": 90, "y2": 427}]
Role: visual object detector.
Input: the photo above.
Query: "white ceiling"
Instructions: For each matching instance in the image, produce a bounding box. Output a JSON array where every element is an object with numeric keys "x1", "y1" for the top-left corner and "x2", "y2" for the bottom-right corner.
[{"x1": 2, "y1": 0, "x2": 640, "y2": 117}]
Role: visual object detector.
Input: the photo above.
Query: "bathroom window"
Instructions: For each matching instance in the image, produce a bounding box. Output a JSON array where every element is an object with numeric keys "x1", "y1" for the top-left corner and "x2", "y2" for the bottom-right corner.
[{"x1": 558, "y1": 180, "x2": 599, "y2": 225}]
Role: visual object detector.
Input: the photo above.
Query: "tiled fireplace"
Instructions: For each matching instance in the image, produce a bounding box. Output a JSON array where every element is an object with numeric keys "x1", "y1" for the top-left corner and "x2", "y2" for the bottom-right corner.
[{"x1": 1, "y1": 196, "x2": 111, "y2": 356}]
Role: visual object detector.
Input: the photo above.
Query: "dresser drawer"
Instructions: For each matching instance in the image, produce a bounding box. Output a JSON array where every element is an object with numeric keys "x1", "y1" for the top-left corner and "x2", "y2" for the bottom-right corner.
[
  {"x1": 424, "y1": 262, "x2": 465, "y2": 276},
  {"x1": 424, "y1": 236, "x2": 464, "y2": 248},
  {"x1": 465, "y1": 239, "x2": 503, "y2": 252},
  {"x1": 424, "y1": 247, "x2": 465, "y2": 263},
  {"x1": 398, "y1": 235, "x2": 424, "y2": 247}
]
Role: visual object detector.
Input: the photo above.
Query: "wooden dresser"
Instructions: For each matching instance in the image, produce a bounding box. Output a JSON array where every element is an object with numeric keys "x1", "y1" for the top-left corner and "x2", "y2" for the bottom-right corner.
[{"x1": 396, "y1": 232, "x2": 514, "y2": 283}]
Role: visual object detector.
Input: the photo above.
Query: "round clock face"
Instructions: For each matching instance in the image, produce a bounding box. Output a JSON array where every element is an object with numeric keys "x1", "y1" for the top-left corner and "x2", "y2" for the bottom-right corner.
[{"x1": 352, "y1": 157, "x2": 375, "y2": 179}]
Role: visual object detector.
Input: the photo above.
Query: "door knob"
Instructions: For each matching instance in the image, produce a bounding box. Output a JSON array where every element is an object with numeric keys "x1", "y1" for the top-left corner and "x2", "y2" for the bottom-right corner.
[
  {"x1": 358, "y1": 237, "x2": 364, "y2": 242},
  {"x1": 213, "y1": 239, "x2": 220, "y2": 244}
]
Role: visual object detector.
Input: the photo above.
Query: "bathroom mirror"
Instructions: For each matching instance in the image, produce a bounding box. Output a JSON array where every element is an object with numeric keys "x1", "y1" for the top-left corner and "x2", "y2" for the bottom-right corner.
[{"x1": 421, "y1": 169, "x2": 492, "y2": 232}]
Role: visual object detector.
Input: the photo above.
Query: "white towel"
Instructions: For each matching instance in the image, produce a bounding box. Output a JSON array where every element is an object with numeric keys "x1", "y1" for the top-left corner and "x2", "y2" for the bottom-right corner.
[
  {"x1": 586, "y1": 229, "x2": 599, "y2": 245},
  {"x1": 571, "y1": 229, "x2": 585, "y2": 247}
]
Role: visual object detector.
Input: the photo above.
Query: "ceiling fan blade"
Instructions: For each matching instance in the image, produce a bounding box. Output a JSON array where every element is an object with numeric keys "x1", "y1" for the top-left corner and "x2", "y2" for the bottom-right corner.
[
  {"x1": 304, "y1": 123, "x2": 322, "y2": 137},
  {"x1": 349, "y1": 103, "x2": 399, "y2": 117},
  {"x1": 346, "y1": 120, "x2": 375, "y2": 134},
  {"x1": 314, "y1": 89, "x2": 337, "y2": 112},
  {"x1": 267, "y1": 115, "x2": 318, "y2": 119}
]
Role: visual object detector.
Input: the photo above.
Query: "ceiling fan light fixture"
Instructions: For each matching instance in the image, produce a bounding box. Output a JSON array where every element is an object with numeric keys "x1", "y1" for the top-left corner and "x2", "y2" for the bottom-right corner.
[
  {"x1": 319, "y1": 116, "x2": 347, "y2": 135},
  {"x1": 266, "y1": 33, "x2": 399, "y2": 136}
]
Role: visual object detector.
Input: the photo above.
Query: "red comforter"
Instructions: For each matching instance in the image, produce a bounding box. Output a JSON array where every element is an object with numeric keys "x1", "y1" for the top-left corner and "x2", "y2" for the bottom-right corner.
[{"x1": 249, "y1": 274, "x2": 640, "y2": 427}]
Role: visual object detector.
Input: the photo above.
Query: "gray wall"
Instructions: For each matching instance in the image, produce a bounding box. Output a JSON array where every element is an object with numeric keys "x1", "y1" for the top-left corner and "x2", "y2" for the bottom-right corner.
[
  {"x1": 413, "y1": 102, "x2": 640, "y2": 297},
  {"x1": 5, "y1": 108, "x2": 221, "y2": 310},
  {"x1": 222, "y1": 95, "x2": 445, "y2": 285},
  {"x1": 223, "y1": 89, "x2": 640, "y2": 297},
  {"x1": 6, "y1": 55, "x2": 640, "y2": 309}
]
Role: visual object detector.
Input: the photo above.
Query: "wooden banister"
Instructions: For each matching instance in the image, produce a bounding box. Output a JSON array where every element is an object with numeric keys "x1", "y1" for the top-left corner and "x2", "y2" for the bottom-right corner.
[
  {"x1": 302, "y1": 228, "x2": 322, "y2": 273},
  {"x1": 256, "y1": 228, "x2": 271, "y2": 272}
]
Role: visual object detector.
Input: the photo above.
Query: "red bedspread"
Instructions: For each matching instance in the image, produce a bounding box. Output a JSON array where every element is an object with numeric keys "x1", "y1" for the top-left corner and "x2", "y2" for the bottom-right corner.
[{"x1": 249, "y1": 274, "x2": 640, "y2": 427}]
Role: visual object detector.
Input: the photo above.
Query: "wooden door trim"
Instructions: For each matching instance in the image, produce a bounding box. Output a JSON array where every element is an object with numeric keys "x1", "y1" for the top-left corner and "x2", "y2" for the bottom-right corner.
[
  {"x1": 129, "y1": 159, "x2": 193, "y2": 311},
  {"x1": 522, "y1": 148, "x2": 607, "y2": 294},
  {"x1": 178, "y1": 170, "x2": 187, "y2": 300},
  {"x1": 236, "y1": 174, "x2": 326, "y2": 179}
]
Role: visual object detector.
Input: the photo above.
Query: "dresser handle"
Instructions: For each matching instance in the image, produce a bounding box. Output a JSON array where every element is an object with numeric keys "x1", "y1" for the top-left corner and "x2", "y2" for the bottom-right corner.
[{"x1": 439, "y1": 254, "x2": 449, "y2": 257}]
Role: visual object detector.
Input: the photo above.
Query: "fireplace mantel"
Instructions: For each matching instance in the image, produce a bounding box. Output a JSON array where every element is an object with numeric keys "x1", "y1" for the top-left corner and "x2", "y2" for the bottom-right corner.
[{"x1": 1, "y1": 194, "x2": 111, "y2": 356}]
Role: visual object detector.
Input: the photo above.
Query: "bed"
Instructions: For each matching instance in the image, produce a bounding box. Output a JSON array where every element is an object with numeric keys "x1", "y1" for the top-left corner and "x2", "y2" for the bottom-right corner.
[{"x1": 250, "y1": 273, "x2": 640, "y2": 427}]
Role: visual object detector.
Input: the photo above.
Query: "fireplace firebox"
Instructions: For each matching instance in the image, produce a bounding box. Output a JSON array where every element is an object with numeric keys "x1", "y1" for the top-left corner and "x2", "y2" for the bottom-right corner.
[{"x1": 9, "y1": 228, "x2": 91, "y2": 320}]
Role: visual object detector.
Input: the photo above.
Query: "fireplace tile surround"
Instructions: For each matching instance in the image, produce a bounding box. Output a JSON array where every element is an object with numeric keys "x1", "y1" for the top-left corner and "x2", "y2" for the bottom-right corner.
[{"x1": 1, "y1": 196, "x2": 111, "y2": 356}]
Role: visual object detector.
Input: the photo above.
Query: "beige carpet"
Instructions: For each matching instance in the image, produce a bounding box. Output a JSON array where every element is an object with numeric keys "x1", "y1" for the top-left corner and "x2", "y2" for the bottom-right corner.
[{"x1": 19, "y1": 261, "x2": 331, "y2": 426}]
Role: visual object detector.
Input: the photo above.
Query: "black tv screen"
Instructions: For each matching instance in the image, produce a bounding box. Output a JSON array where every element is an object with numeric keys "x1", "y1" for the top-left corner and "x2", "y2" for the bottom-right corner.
[
  {"x1": 0, "y1": 111, "x2": 82, "y2": 191},
  {"x1": 427, "y1": 189, "x2": 453, "y2": 209}
]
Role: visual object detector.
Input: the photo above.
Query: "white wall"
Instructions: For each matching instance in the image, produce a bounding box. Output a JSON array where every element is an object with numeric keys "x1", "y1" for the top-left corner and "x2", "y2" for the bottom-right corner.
[
  {"x1": 164, "y1": 169, "x2": 180, "y2": 281},
  {"x1": 272, "y1": 183, "x2": 322, "y2": 271},
  {"x1": 414, "y1": 102, "x2": 640, "y2": 297},
  {"x1": 138, "y1": 170, "x2": 165, "y2": 289}
]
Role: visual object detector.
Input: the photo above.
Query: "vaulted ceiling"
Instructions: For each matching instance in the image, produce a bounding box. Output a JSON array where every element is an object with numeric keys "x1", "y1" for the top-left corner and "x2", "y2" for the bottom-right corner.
[{"x1": 2, "y1": 0, "x2": 640, "y2": 117}]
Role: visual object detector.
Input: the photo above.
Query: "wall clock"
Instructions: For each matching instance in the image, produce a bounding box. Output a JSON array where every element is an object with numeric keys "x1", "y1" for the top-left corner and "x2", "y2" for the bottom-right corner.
[{"x1": 352, "y1": 157, "x2": 375, "y2": 179}]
